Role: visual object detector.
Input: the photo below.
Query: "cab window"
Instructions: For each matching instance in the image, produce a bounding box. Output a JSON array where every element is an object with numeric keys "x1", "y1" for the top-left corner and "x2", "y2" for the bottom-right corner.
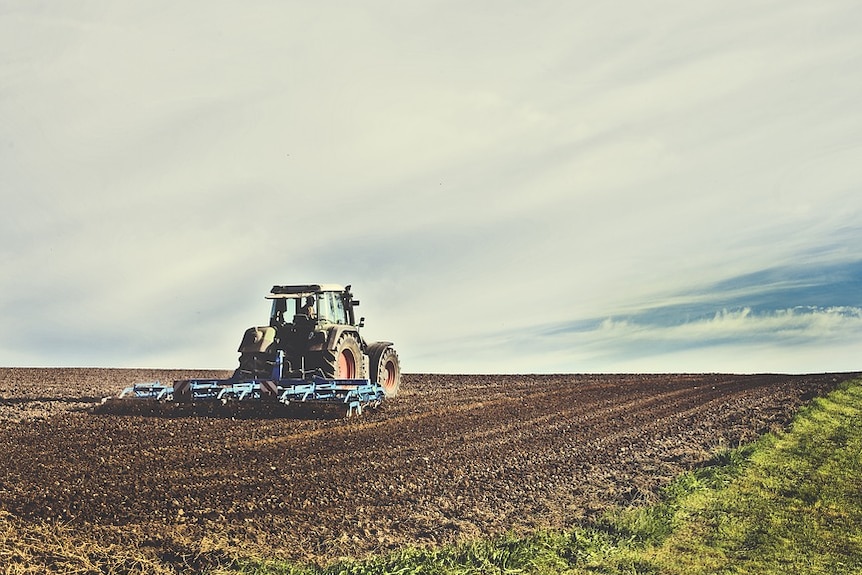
[{"x1": 319, "y1": 292, "x2": 347, "y2": 324}]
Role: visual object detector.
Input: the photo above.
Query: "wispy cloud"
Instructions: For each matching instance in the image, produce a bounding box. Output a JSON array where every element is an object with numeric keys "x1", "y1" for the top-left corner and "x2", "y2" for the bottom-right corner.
[
  {"x1": 588, "y1": 305, "x2": 862, "y2": 350},
  {"x1": 417, "y1": 260, "x2": 862, "y2": 373},
  {"x1": 1, "y1": 2, "x2": 861, "y2": 373}
]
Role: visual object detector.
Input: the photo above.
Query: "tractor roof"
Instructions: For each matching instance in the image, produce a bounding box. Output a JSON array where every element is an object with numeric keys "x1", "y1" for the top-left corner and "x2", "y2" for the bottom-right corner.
[{"x1": 266, "y1": 284, "x2": 345, "y2": 299}]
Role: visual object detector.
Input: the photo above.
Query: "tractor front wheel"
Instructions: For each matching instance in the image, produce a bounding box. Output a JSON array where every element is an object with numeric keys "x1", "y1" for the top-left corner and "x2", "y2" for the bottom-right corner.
[{"x1": 369, "y1": 344, "x2": 401, "y2": 396}]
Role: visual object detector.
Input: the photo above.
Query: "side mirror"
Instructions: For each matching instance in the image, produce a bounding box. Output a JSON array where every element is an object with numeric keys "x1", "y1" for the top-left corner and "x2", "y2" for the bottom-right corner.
[{"x1": 358, "y1": 317, "x2": 365, "y2": 328}]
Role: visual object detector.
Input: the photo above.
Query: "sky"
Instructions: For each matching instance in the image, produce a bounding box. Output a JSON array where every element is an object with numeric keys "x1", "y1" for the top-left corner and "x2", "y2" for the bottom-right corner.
[{"x1": 1, "y1": 1, "x2": 861, "y2": 374}]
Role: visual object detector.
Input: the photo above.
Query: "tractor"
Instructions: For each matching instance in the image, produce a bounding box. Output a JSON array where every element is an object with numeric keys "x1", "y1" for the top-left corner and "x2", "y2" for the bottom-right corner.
[
  {"x1": 232, "y1": 284, "x2": 401, "y2": 396},
  {"x1": 93, "y1": 283, "x2": 401, "y2": 418}
]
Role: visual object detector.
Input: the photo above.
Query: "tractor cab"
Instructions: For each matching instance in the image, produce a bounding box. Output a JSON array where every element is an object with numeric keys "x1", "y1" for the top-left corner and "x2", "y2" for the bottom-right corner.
[{"x1": 266, "y1": 284, "x2": 362, "y2": 328}]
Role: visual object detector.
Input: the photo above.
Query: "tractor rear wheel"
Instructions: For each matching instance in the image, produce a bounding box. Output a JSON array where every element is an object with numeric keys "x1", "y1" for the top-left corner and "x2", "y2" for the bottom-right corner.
[
  {"x1": 369, "y1": 344, "x2": 401, "y2": 396},
  {"x1": 321, "y1": 333, "x2": 365, "y2": 379}
]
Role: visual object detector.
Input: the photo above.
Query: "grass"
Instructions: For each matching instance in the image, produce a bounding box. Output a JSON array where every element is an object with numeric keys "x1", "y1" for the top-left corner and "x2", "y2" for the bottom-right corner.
[
  {"x1": 2, "y1": 378, "x2": 860, "y2": 574},
  {"x1": 647, "y1": 378, "x2": 862, "y2": 575}
]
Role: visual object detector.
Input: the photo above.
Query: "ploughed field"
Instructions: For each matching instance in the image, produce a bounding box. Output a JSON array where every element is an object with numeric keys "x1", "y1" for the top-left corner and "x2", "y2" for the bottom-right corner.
[{"x1": 0, "y1": 368, "x2": 857, "y2": 564}]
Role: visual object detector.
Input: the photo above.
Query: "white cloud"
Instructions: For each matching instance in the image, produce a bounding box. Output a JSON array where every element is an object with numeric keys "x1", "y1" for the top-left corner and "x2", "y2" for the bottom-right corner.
[
  {"x1": 1, "y1": 1, "x2": 861, "y2": 373},
  {"x1": 596, "y1": 306, "x2": 862, "y2": 345}
]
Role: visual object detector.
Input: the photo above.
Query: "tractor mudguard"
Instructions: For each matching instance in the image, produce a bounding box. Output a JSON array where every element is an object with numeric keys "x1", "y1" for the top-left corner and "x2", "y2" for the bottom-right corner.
[
  {"x1": 309, "y1": 324, "x2": 364, "y2": 353},
  {"x1": 237, "y1": 326, "x2": 277, "y2": 353}
]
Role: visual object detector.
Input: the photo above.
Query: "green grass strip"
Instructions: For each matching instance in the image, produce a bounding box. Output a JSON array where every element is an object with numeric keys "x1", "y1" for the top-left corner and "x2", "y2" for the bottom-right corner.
[
  {"x1": 238, "y1": 378, "x2": 862, "y2": 575},
  {"x1": 649, "y1": 378, "x2": 862, "y2": 575}
]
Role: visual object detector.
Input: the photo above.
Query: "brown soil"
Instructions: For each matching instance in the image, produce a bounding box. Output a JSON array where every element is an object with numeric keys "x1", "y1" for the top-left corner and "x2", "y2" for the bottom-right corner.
[{"x1": 0, "y1": 368, "x2": 857, "y2": 565}]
